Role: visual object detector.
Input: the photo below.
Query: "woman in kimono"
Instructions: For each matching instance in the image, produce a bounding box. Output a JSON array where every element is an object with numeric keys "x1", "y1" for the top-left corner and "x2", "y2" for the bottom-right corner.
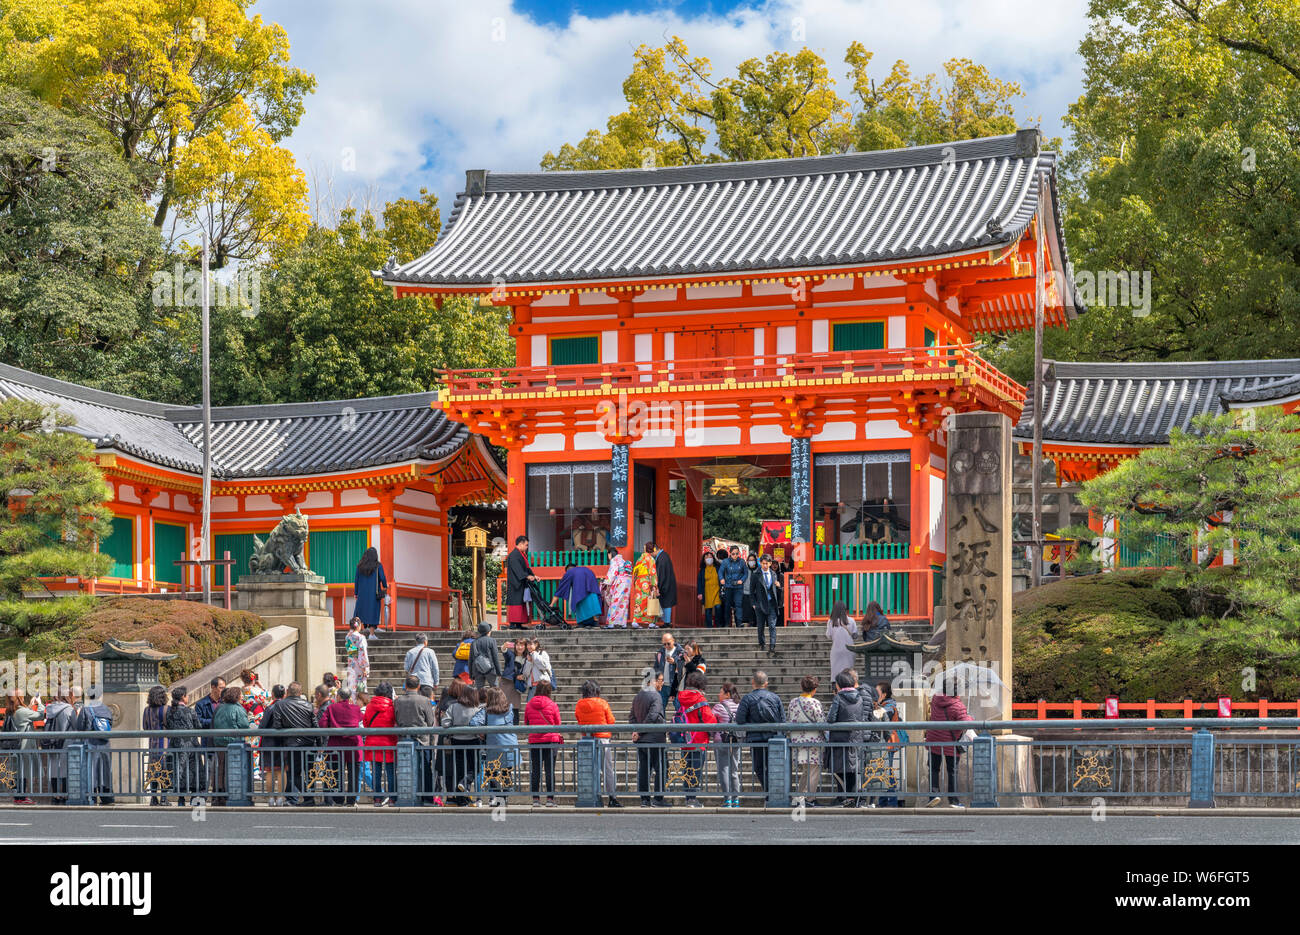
[
  {"x1": 351, "y1": 547, "x2": 388, "y2": 638},
  {"x1": 344, "y1": 618, "x2": 370, "y2": 695},
  {"x1": 630, "y1": 543, "x2": 660, "y2": 629},
  {"x1": 239, "y1": 668, "x2": 270, "y2": 778},
  {"x1": 601, "y1": 548, "x2": 632, "y2": 629}
]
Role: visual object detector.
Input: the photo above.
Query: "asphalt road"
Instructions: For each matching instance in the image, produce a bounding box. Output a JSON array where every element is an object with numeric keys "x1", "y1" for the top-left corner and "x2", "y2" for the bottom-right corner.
[{"x1": 3, "y1": 807, "x2": 1299, "y2": 844}]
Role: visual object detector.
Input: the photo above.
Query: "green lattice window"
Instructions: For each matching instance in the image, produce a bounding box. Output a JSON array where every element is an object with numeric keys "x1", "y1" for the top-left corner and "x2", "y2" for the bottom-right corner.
[
  {"x1": 100, "y1": 516, "x2": 134, "y2": 579},
  {"x1": 308, "y1": 529, "x2": 370, "y2": 584},
  {"x1": 153, "y1": 522, "x2": 187, "y2": 585},
  {"x1": 832, "y1": 321, "x2": 885, "y2": 351},
  {"x1": 550, "y1": 335, "x2": 599, "y2": 365},
  {"x1": 213, "y1": 533, "x2": 258, "y2": 586}
]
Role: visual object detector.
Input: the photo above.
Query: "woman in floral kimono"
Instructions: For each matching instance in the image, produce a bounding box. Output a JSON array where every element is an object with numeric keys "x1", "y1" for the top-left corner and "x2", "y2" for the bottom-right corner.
[
  {"x1": 344, "y1": 618, "x2": 370, "y2": 695},
  {"x1": 602, "y1": 548, "x2": 632, "y2": 629},
  {"x1": 630, "y1": 543, "x2": 660, "y2": 629},
  {"x1": 787, "y1": 676, "x2": 827, "y2": 807},
  {"x1": 240, "y1": 668, "x2": 271, "y2": 776}
]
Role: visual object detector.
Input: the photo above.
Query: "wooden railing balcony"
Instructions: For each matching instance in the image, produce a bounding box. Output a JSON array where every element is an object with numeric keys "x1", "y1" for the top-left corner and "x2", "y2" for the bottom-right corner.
[{"x1": 439, "y1": 344, "x2": 1026, "y2": 404}]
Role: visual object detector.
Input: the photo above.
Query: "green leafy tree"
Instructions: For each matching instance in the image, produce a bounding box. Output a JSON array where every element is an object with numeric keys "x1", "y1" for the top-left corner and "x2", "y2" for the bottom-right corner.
[
  {"x1": 1039, "y1": 0, "x2": 1300, "y2": 367},
  {"x1": 542, "y1": 37, "x2": 1028, "y2": 170},
  {"x1": 211, "y1": 203, "x2": 512, "y2": 405},
  {"x1": 0, "y1": 84, "x2": 163, "y2": 386},
  {"x1": 1077, "y1": 407, "x2": 1300, "y2": 630},
  {"x1": 0, "y1": 399, "x2": 112, "y2": 596}
]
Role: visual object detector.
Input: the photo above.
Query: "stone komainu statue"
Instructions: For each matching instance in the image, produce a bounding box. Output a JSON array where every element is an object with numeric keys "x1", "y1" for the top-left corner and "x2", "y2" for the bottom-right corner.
[{"x1": 248, "y1": 509, "x2": 310, "y2": 575}]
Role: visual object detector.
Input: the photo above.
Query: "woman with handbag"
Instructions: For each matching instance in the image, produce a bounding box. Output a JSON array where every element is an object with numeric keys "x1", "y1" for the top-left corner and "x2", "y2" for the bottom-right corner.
[
  {"x1": 875, "y1": 682, "x2": 903, "y2": 808},
  {"x1": 352, "y1": 547, "x2": 389, "y2": 638}
]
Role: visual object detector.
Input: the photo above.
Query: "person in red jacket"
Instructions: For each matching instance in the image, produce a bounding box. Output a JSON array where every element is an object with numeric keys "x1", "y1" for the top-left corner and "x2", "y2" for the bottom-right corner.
[
  {"x1": 524, "y1": 680, "x2": 562, "y2": 806},
  {"x1": 362, "y1": 683, "x2": 398, "y2": 807},
  {"x1": 924, "y1": 685, "x2": 973, "y2": 808},
  {"x1": 675, "y1": 670, "x2": 717, "y2": 807}
]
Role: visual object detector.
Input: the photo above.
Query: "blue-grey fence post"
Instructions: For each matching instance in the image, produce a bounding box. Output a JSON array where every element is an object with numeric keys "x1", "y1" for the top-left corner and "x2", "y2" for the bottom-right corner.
[
  {"x1": 395, "y1": 740, "x2": 417, "y2": 807},
  {"x1": 768, "y1": 737, "x2": 790, "y2": 809},
  {"x1": 1189, "y1": 728, "x2": 1215, "y2": 808},
  {"x1": 575, "y1": 737, "x2": 599, "y2": 807},
  {"x1": 970, "y1": 734, "x2": 998, "y2": 807},
  {"x1": 67, "y1": 743, "x2": 89, "y2": 806},
  {"x1": 226, "y1": 743, "x2": 252, "y2": 806}
]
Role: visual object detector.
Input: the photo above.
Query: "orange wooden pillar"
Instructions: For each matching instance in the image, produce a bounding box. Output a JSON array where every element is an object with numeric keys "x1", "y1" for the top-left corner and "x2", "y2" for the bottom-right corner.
[
  {"x1": 908, "y1": 431, "x2": 931, "y2": 619},
  {"x1": 506, "y1": 446, "x2": 526, "y2": 540},
  {"x1": 654, "y1": 459, "x2": 670, "y2": 549}
]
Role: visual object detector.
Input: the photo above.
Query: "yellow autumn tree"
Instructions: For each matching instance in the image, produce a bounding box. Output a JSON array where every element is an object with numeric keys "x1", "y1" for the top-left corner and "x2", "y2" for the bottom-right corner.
[{"x1": 0, "y1": 0, "x2": 315, "y2": 266}]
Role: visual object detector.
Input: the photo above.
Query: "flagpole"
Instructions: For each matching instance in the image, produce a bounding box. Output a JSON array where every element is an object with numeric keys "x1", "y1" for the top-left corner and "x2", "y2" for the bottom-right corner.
[
  {"x1": 201, "y1": 230, "x2": 212, "y2": 606},
  {"x1": 1030, "y1": 171, "x2": 1046, "y2": 589}
]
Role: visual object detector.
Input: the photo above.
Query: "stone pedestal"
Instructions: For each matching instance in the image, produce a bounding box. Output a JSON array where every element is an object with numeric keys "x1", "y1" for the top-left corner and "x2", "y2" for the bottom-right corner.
[
  {"x1": 236, "y1": 574, "x2": 333, "y2": 687},
  {"x1": 944, "y1": 412, "x2": 1014, "y2": 721},
  {"x1": 103, "y1": 690, "x2": 149, "y2": 752}
]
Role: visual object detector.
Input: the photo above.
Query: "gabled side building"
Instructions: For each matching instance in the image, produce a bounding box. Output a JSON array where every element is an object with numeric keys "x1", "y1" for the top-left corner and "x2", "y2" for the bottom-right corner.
[{"x1": 0, "y1": 363, "x2": 506, "y2": 626}]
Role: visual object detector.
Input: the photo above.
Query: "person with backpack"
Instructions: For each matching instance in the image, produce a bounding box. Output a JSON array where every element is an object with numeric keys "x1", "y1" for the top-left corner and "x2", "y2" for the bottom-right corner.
[
  {"x1": 711, "y1": 682, "x2": 742, "y2": 808},
  {"x1": 142, "y1": 685, "x2": 170, "y2": 805},
  {"x1": 673, "y1": 670, "x2": 717, "y2": 808},
  {"x1": 825, "y1": 670, "x2": 867, "y2": 807},
  {"x1": 41, "y1": 688, "x2": 79, "y2": 805},
  {"x1": 77, "y1": 694, "x2": 116, "y2": 805},
  {"x1": 574, "y1": 679, "x2": 620, "y2": 807},
  {"x1": 164, "y1": 687, "x2": 202, "y2": 807},
  {"x1": 470, "y1": 623, "x2": 502, "y2": 688},
  {"x1": 452, "y1": 632, "x2": 476, "y2": 681},
  {"x1": 734, "y1": 670, "x2": 784, "y2": 803},
  {"x1": 3, "y1": 692, "x2": 44, "y2": 805}
]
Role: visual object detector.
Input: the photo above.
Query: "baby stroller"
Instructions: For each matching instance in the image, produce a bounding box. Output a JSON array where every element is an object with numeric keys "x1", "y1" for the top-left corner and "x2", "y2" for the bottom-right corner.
[{"x1": 534, "y1": 598, "x2": 573, "y2": 630}]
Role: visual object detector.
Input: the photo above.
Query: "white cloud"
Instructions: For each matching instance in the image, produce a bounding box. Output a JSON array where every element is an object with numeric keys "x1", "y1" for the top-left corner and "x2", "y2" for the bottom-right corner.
[{"x1": 258, "y1": 0, "x2": 1088, "y2": 216}]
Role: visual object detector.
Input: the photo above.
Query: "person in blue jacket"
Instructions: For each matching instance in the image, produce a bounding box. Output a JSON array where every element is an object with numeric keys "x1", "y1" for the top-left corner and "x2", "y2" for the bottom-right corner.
[
  {"x1": 553, "y1": 562, "x2": 602, "y2": 627},
  {"x1": 352, "y1": 547, "x2": 388, "y2": 638},
  {"x1": 718, "y1": 546, "x2": 749, "y2": 628}
]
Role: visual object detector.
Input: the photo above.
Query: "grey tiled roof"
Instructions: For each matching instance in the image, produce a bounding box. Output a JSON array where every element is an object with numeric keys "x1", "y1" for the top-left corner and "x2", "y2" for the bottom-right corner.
[
  {"x1": 1014, "y1": 359, "x2": 1300, "y2": 446},
  {"x1": 382, "y1": 129, "x2": 1075, "y2": 295},
  {"x1": 0, "y1": 363, "x2": 468, "y2": 477}
]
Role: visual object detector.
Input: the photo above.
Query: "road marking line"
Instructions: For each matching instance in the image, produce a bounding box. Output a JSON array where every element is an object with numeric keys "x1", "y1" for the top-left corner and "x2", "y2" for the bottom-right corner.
[
  {"x1": 0, "y1": 822, "x2": 32, "y2": 826},
  {"x1": 251, "y1": 825, "x2": 334, "y2": 829},
  {"x1": 99, "y1": 823, "x2": 176, "y2": 828}
]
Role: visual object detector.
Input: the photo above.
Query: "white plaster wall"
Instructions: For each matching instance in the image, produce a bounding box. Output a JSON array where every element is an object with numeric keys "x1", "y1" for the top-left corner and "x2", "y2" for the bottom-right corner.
[
  {"x1": 301, "y1": 492, "x2": 333, "y2": 510},
  {"x1": 602, "y1": 331, "x2": 617, "y2": 362},
  {"x1": 572, "y1": 431, "x2": 611, "y2": 450},
  {"x1": 888, "y1": 316, "x2": 906, "y2": 348},
  {"x1": 339, "y1": 489, "x2": 377, "y2": 507},
  {"x1": 812, "y1": 421, "x2": 855, "y2": 441},
  {"x1": 812, "y1": 319, "x2": 829, "y2": 352},
  {"x1": 245, "y1": 495, "x2": 279, "y2": 512},
  {"x1": 531, "y1": 335, "x2": 546, "y2": 365},
  {"x1": 212, "y1": 496, "x2": 239, "y2": 512},
  {"x1": 863, "y1": 420, "x2": 911, "y2": 440},
  {"x1": 749, "y1": 424, "x2": 789, "y2": 445},
  {"x1": 523, "y1": 433, "x2": 566, "y2": 452},
  {"x1": 930, "y1": 473, "x2": 946, "y2": 554},
  {"x1": 777, "y1": 327, "x2": 796, "y2": 354},
  {"x1": 753, "y1": 328, "x2": 765, "y2": 356},
  {"x1": 395, "y1": 489, "x2": 439, "y2": 510},
  {"x1": 685, "y1": 426, "x2": 741, "y2": 448},
  {"x1": 394, "y1": 528, "x2": 441, "y2": 586},
  {"x1": 635, "y1": 333, "x2": 652, "y2": 361}
]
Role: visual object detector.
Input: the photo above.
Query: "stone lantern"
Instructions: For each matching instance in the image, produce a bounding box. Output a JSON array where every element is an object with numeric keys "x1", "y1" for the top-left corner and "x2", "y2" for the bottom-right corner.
[{"x1": 79, "y1": 639, "x2": 177, "y2": 751}]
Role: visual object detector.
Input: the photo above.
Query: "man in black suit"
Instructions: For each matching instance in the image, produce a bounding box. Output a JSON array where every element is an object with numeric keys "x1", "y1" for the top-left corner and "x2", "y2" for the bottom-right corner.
[
  {"x1": 653, "y1": 543, "x2": 677, "y2": 626},
  {"x1": 753, "y1": 553, "x2": 782, "y2": 655}
]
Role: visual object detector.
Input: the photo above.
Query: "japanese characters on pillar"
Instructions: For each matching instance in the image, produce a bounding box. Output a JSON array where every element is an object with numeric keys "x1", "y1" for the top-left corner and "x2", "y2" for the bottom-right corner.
[
  {"x1": 943, "y1": 412, "x2": 1013, "y2": 720},
  {"x1": 609, "y1": 443, "x2": 629, "y2": 549},
  {"x1": 790, "y1": 436, "x2": 811, "y2": 543}
]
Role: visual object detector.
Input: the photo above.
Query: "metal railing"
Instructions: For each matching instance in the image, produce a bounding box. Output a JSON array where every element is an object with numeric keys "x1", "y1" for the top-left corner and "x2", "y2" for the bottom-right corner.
[{"x1": 4, "y1": 718, "x2": 1297, "y2": 808}]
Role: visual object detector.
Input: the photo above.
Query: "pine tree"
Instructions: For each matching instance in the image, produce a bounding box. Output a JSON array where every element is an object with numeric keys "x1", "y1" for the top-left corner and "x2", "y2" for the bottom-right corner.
[{"x1": 0, "y1": 399, "x2": 112, "y2": 596}]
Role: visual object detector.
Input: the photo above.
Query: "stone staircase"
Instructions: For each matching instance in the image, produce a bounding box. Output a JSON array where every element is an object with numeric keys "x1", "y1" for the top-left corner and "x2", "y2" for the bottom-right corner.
[{"x1": 335, "y1": 622, "x2": 932, "y2": 716}]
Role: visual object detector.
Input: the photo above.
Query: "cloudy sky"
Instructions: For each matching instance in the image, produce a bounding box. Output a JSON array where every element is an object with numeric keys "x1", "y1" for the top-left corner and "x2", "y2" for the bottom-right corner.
[{"x1": 257, "y1": 0, "x2": 1092, "y2": 218}]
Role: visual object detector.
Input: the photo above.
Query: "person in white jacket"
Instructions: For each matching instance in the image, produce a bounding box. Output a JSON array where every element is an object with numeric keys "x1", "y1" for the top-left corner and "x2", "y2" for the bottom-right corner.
[
  {"x1": 521, "y1": 638, "x2": 553, "y2": 701},
  {"x1": 825, "y1": 601, "x2": 859, "y2": 682}
]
